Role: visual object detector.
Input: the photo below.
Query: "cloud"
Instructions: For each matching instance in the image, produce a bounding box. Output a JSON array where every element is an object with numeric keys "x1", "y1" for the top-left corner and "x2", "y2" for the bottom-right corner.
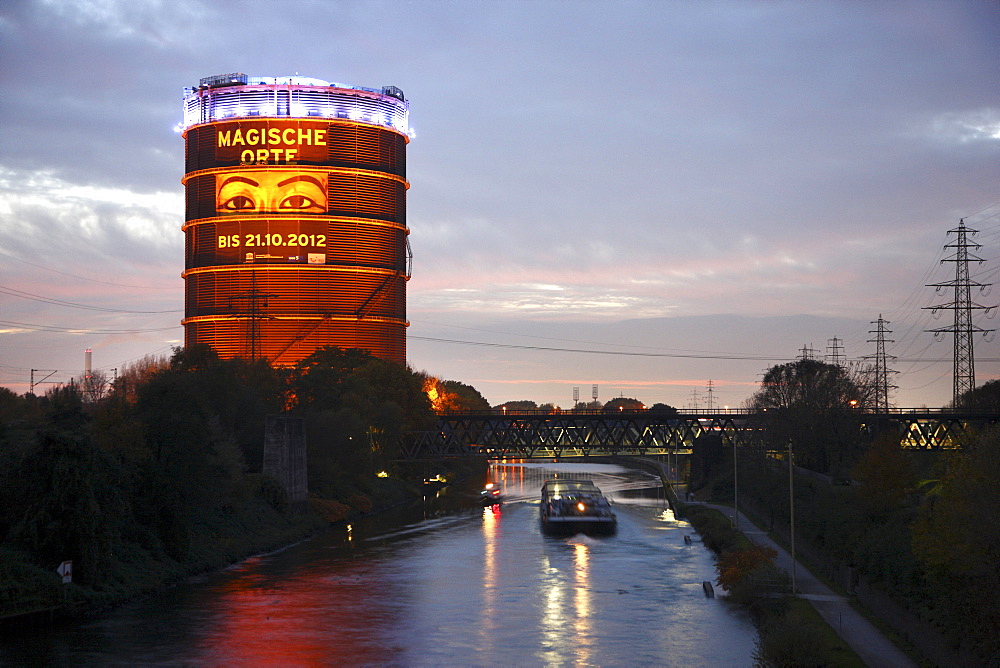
[
  {"x1": 0, "y1": 166, "x2": 182, "y2": 272},
  {"x1": 926, "y1": 109, "x2": 1000, "y2": 144},
  {"x1": 1, "y1": 0, "x2": 998, "y2": 406}
]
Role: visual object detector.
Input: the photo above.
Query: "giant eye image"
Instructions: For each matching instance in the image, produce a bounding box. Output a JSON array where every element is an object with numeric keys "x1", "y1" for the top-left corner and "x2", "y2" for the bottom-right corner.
[{"x1": 216, "y1": 171, "x2": 327, "y2": 214}]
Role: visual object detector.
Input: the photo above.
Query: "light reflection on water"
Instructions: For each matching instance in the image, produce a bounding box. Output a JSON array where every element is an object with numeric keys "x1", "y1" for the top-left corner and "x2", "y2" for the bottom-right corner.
[{"x1": 1, "y1": 462, "x2": 756, "y2": 666}]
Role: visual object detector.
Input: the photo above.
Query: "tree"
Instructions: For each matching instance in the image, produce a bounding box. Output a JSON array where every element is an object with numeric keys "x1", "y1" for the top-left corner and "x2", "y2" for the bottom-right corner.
[
  {"x1": 420, "y1": 376, "x2": 489, "y2": 412},
  {"x1": 748, "y1": 358, "x2": 864, "y2": 413},
  {"x1": 851, "y1": 431, "x2": 916, "y2": 517},
  {"x1": 138, "y1": 345, "x2": 283, "y2": 474},
  {"x1": 288, "y1": 347, "x2": 376, "y2": 412},
  {"x1": 76, "y1": 370, "x2": 111, "y2": 404},
  {"x1": 715, "y1": 544, "x2": 780, "y2": 603},
  {"x1": 912, "y1": 426, "x2": 1000, "y2": 661},
  {"x1": 135, "y1": 357, "x2": 246, "y2": 508},
  {"x1": 955, "y1": 379, "x2": 1000, "y2": 411},
  {"x1": 440, "y1": 380, "x2": 490, "y2": 411},
  {"x1": 288, "y1": 347, "x2": 435, "y2": 479},
  {"x1": 2, "y1": 431, "x2": 132, "y2": 584},
  {"x1": 0, "y1": 387, "x2": 22, "y2": 421},
  {"x1": 40, "y1": 384, "x2": 89, "y2": 433},
  {"x1": 746, "y1": 358, "x2": 869, "y2": 473},
  {"x1": 603, "y1": 397, "x2": 644, "y2": 411},
  {"x1": 497, "y1": 400, "x2": 537, "y2": 411},
  {"x1": 112, "y1": 354, "x2": 170, "y2": 405}
]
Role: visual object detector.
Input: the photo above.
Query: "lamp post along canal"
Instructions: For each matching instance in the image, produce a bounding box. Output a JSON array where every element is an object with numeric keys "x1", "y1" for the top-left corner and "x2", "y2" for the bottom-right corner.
[
  {"x1": 789, "y1": 439, "x2": 797, "y2": 594},
  {"x1": 733, "y1": 436, "x2": 739, "y2": 531}
]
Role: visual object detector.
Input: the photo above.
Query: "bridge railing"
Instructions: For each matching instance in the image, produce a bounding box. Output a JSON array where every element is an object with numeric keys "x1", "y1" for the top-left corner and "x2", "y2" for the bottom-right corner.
[
  {"x1": 435, "y1": 407, "x2": 1000, "y2": 417},
  {"x1": 395, "y1": 408, "x2": 1000, "y2": 460}
]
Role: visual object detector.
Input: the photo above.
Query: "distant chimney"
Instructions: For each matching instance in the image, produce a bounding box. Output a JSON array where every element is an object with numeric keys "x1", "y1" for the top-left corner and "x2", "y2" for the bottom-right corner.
[{"x1": 85, "y1": 349, "x2": 92, "y2": 379}]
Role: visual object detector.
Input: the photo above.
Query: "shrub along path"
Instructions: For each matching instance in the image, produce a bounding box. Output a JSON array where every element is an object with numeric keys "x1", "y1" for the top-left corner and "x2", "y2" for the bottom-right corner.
[{"x1": 700, "y1": 502, "x2": 916, "y2": 668}]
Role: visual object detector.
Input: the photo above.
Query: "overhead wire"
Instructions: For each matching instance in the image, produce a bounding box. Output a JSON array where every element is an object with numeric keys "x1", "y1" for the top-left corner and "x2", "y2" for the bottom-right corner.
[
  {"x1": 881, "y1": 207, "x2": 1000, "y2": 365},
  {"x1": 5, "y1": 204, "x2": 1000, "y2": 396},
  {"x1": 0, "y1": 319, "x2": 178, "y2": 334},
  {"x1": 0, "y1": 285, "x2": 182, "y2": 314},
  {"x1": 410, "y1": 318, "x2": 769, "y2": 356},
  {"x1": 0, "y1": 252, "x2": 178, "y2": 290},
  {"x1": 408, "y1": 334, "x2": 980, "y2": 363},
  {"x1": 408, "y1": 335, "x2": 788, "y2": 361}
]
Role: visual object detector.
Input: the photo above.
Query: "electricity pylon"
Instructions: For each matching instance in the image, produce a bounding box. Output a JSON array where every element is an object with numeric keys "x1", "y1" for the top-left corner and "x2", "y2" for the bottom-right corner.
[
  {"x1": 228, "y1": 271, "x2": 278, "y2": 361},
  {"x1": 864, "y1": 315, "x2": 897, "y2": 413},
  {"x1": 924, "y1": 219, "x2": 996, "y2": 406},
  {"x1": 826, "y1": 337, "x2": 845, "y2": 366}
]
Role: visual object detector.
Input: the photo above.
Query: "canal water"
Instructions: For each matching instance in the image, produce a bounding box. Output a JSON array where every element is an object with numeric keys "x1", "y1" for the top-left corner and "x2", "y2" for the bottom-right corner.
[{"x1": 4, "y1": 462, "x2": 756, "y2": 666}]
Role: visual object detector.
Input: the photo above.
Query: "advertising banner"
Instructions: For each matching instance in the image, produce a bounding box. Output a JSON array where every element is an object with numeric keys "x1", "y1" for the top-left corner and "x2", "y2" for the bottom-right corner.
[
  {"x1": 214, "y1": 219, "x2": 328, "y2": 264},
  {"x1": 214, "y1": 120, "x2": 330, "y2": 166}
]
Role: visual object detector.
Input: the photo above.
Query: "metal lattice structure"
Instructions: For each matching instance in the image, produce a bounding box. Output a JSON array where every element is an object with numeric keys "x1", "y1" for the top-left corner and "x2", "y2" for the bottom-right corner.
[
  {"x1": 864, "y1": 315, "x2": 897, "y2": 413},
  {"x1": 401, "y1": 411, "x2": 765, "y2": 460},
  {"x1": 397, "y1": 409, "x2": 999, "y2": 460},
  {"x1": 925, "y1": 220, "x2": 995, "y2": 405}
]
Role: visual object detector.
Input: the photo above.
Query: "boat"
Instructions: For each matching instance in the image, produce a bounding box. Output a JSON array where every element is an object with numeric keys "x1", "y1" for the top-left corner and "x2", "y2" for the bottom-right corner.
[
  {"x1": 539, "y1": 478, "x2": 617, "y2": 535},
  {"x1": 480, "y1": 482, "x2": 504, "y2": 505},
  {"x1": 423, "y1": 474, "x2": 448, "y2": 490}
]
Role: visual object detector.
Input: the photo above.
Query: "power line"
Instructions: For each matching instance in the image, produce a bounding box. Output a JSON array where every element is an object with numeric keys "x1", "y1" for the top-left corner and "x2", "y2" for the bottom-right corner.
[
  {"x1": 409, "y1": 335, "x2": 788, "y2": 360},
  {"x1": 0, "y1": 253, "x2": 178, "y2": 290},
  {"x1": 0, "y1": 319, "x2": 179, "y2": 334},
  {"x1": 408, "y1": 335, "x2": 994, "y2": 363},
  {"x1": 0, "y1": 285, "x2": 182, "y2": 313},
  {"x1": 411, "y1": 319, "x2": 736, "y2": 355}
]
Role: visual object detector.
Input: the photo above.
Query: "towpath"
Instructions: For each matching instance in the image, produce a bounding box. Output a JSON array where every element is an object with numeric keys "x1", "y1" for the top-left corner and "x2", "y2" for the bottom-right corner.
[{"x1": 699, "y1": 502, "x2": 917, "y2": 668}]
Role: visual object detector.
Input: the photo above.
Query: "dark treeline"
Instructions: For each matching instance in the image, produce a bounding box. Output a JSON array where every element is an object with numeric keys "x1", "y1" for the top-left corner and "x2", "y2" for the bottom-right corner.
[
  {"x1": 0, "y1": 344, "x2": 488, "y2": 620},
  {"x1": 696, "y1": 358, "x2": 1000, "y2": 664}
]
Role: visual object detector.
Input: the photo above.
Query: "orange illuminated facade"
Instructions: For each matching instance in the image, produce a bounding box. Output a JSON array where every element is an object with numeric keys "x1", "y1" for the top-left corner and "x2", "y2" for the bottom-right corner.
[{"x1": 180, "y1": 74, "x2": 411, "y2": 365}]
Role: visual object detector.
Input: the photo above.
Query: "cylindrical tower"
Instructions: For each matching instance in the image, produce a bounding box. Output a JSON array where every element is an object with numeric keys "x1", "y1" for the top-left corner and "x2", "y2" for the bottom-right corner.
[{"x1": 179, "y1": 73, "x2": 410, "y2": 366}]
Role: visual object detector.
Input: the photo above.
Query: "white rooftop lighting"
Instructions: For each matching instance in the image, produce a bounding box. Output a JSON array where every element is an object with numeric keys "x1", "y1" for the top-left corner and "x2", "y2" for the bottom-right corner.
[{"x1": 180, "y1": 73, "x2": 409, "y2": 134}]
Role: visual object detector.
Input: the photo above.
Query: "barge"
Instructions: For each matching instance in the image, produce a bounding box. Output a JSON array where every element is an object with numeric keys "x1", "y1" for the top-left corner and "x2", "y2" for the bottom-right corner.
[{"x1": 540, "y1": 478, "x2": 617, "y2": 535}]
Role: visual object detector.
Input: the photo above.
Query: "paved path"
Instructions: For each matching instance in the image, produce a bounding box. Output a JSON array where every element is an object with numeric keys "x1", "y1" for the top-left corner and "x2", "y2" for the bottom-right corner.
[{"x1": 700, "y1": 502, "x2": 917, "y2": 668}]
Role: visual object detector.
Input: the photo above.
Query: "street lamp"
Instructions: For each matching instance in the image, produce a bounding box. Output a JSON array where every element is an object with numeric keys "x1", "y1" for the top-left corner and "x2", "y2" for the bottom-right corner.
[
  {"x1": 733, "y1": 436, "x2": 739, "y2": 531},
  {"x1": 789, "y1": 439, "x2": 797, "y2": 594}
]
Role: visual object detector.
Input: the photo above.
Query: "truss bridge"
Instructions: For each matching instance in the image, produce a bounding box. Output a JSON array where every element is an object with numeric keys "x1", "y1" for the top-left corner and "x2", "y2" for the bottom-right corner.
[
  {"x1": 399, "y1": 410, "x2": 755, "y2": 460},
  {"x1": 397, "y1": 409, "x2": 1000, "y2": 460}
]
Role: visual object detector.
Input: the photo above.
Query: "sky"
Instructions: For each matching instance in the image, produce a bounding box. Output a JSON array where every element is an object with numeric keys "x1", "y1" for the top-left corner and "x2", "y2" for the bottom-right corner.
[{"x1": 1, "y1": 0, "x2": 999, "y2": 409}]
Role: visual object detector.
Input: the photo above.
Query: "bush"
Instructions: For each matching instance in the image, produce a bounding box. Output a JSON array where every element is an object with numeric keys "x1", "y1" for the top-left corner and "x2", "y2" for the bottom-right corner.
[
  {"x1": 309, "y1": 495, "x2": 351, "y2": 524},
  {"x1": 249, "y1": 473, "x2": 290, "y2": 515},
  {"x1": 0, "y1": 549, "x2": 62, "y2": 616},
  {"x1": 346, "y1": 494, "x2": 373, "y2": 514},
  {"x1": 716, "y1": 544, "x2": 782, "y2": 605},
  {"x1": 753, "y1": 604, "x2": 828, "y2": 667},
  {"x1": 685, "y1": 505, "x2": 751, "y2": 554}
]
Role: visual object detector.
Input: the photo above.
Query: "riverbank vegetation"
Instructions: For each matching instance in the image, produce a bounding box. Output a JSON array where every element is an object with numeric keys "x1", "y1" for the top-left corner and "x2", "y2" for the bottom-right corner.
[
  {"x1": 682, "y1": 504, "x2": 862, "y2": 666},
  {"x1": 0, "y1": 345, "x2": 485, "y2": 625},
  {"x1": 690, "y1": 358, "x2": 1000, "y2": 665}
]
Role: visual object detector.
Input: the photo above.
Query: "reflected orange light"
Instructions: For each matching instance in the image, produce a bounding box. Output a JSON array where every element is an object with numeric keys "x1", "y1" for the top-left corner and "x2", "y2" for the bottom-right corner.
[
  {"x1": 573, "y1": 541, "x2": 593, "y2": 662},
  {"x1": 195, "y1": 555, "x2": 401, "y2": 664}
]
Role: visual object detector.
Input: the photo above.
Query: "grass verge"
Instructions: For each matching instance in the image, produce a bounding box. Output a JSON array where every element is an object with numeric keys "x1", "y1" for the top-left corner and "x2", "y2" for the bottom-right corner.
[{"x1": 683, "y1": 504, "x2": 865, "y2": 667}]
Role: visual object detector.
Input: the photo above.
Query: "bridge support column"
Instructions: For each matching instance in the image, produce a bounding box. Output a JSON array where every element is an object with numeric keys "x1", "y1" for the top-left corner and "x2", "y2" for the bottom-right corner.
[{"x1": 263, "y1": 415, "x2": 309, "y2": 513}]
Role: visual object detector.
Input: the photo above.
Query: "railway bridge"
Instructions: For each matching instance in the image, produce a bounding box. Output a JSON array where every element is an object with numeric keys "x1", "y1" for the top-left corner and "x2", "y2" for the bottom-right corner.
[{"x1": 398, "y1": 408, "x2": 1000, "y2": 460}]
